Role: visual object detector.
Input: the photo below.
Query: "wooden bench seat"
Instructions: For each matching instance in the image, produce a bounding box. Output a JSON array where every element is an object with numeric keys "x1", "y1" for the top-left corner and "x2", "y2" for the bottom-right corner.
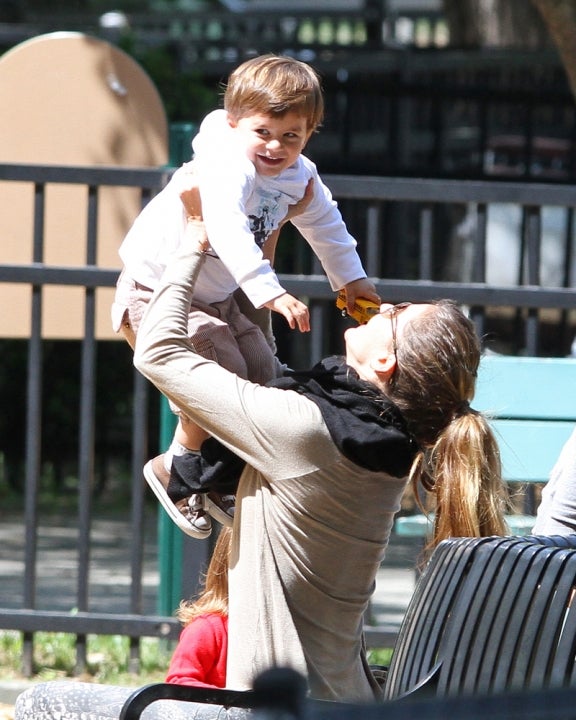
[{"x1": 395, "y1": 354, "x2": 576, "y2": 540}]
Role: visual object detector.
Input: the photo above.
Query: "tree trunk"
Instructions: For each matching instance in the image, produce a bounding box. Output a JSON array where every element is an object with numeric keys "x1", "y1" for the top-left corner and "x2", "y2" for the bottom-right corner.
[
  {"x1": 531, "y1": 0, "x2": 576, "y2": 100},
  {"x1": 443, "y1": 0, "x2": 551, "y2": 47}
]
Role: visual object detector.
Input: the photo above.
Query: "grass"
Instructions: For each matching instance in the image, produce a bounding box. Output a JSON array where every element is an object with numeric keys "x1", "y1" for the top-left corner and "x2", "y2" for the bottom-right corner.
[
  {"x1": 0, "y1": 629, "x2": 393, "y2": 685},
  {"x1": 367, "y1": 647, "x2": 394, "y2": 668},
  {"x1": 0, "y1": 630, "x2": 173, "y2": 686}
]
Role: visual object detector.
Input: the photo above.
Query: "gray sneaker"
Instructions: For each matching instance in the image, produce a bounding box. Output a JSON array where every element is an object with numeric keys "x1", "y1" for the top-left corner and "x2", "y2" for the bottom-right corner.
[
  {"x1": 205, "y1": 492, "x2": 235, "y2": 527},
  {"x1": 143, "y1": 455, "x2": 212, "y2": 539}
]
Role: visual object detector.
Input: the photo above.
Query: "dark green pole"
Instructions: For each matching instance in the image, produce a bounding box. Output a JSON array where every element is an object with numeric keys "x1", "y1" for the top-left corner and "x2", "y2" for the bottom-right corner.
[
  {"x1": 156, "y1": 399, "x2": 182, "y2": 616},
  {"x1": 157, "y1": 122, "x2": 196, "y2": 616}
]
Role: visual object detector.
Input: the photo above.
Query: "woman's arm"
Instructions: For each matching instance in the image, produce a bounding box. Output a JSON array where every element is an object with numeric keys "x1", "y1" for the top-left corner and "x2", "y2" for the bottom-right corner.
[{"x1": 133, "y1": 246, "x2": 334, "y2": 479}]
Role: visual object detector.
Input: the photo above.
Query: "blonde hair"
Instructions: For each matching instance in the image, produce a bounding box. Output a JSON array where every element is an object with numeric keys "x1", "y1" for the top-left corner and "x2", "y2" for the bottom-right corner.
[
  {"x1": 385, "y1": 300, "x2": 508, "y2": 553},
  {"x1": 224, "y1": 54, "x2": 324, "y2": 132},
  {"x1": 176, "y1": 527, "x2": 231, "y2": 626}
]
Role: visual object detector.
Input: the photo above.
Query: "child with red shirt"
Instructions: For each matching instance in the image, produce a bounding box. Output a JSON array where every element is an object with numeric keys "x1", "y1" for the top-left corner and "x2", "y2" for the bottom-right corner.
[{"x1": 166, "y1": 528, "x2": 231, "y2": 687}]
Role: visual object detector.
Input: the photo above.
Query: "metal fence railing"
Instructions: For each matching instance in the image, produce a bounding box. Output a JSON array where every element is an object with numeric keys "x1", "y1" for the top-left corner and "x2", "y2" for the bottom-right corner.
[
  {"x1": 0, "y1": 161, "x2": 575, "y2": 675},
  {"x1": 0, "y1": 5, "x2": 446, "y2": 59}
]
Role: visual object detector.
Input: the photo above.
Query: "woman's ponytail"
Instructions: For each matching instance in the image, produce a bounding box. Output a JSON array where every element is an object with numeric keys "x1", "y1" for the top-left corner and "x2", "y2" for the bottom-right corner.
[
  {"x1": 385, "y1": 300, "x2": 509, "y2": 555},
  {"x1": 423, "y1": 410, "x2": 508, "y2": 548}
]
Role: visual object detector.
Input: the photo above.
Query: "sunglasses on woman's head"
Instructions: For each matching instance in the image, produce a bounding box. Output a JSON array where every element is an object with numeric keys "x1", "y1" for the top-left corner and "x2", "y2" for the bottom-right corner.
[{"x1": 380, "y1": 302, "x2": 412, "y2": 359}]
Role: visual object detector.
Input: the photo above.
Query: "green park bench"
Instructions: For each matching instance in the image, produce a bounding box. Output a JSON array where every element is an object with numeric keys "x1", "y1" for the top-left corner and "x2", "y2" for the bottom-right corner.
[{"x1": 395, "y1": 354, "x2": 576, "y2": 540}]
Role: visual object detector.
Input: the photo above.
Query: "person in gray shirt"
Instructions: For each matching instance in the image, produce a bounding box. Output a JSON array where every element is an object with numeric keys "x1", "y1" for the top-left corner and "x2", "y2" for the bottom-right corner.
[{"x1": 533, "y1": 428, "x2": 576, "y2": 535}]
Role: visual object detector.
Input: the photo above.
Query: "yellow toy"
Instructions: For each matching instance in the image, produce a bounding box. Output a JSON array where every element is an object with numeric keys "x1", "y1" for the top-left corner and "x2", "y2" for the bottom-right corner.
[{"x1": 336, "y1": 291, "x2": 379, "y2": 324}]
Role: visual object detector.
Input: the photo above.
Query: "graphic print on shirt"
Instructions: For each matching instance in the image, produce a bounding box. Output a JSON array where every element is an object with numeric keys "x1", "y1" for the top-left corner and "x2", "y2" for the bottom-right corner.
[{"x1": 248, "y1": 190, "x2": 283, "y2": 248}]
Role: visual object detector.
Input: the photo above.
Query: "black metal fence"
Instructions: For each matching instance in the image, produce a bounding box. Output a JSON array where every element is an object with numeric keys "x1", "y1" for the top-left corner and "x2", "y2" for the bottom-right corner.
[
  {"x1": 0, "y1": 4, "x2": 446, "y2": 59},
  {"x1": 0, "y1": 160, "x2": 575, "y2": 676},
  {"x1": 3, "y1": 11, "x2": 576, "y2": 181}
]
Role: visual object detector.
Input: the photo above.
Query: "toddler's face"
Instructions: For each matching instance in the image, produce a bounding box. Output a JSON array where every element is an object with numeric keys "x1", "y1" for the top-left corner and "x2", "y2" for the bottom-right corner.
[{"x1": 228, "y1": 111, "x2": 311, "y2": 177}]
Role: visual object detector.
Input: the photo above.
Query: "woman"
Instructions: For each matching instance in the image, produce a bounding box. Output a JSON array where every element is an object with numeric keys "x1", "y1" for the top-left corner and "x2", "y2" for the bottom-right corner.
[{"x1": 133, "y1": 230, "x2": 507, "y2": 702}]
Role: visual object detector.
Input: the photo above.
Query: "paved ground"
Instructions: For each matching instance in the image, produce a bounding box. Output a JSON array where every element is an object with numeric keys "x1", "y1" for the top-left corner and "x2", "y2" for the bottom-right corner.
[
  {"x1": 371, "y1": 541, "x2": 418, "y2": 627},
  {"x1": 0, "y1": 512, "x2": 418, "y2": 618},
  {"x1": 0, "y1": 511, "x2": 162, "y2": 615}
]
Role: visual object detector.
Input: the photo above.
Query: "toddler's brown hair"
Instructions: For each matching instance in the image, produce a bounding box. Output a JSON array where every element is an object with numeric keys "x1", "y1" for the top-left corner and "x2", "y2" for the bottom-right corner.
[{"x1": 224, "y1": 53, "x2": 324, "y2": 133}]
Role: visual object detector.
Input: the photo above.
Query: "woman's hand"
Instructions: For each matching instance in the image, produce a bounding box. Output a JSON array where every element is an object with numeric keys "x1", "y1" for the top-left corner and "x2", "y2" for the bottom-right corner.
[
  {"x1": 177, "y1": 161, "x2": 203, "y2": 219},
  {"x1": 177, "y1": 162, "x2": 209, "y2": 252},
  {"x1": 262, "y1": 178, "x2": 314, "y2": 265},
  {"x1": 281, "y1": 177, "x2": 314, "y2": 226}
]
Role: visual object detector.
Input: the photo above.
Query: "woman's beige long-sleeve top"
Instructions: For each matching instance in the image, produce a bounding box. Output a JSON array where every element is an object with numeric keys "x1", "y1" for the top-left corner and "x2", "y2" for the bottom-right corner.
[{"x1": 134, "y1": 249, "x2": 409, "y2": 702}]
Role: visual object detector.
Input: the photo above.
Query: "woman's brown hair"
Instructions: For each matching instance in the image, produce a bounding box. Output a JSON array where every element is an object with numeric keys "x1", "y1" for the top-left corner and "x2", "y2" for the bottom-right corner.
[{"x1": 385, "y1": 300, "x2": 509, "y2": 552}]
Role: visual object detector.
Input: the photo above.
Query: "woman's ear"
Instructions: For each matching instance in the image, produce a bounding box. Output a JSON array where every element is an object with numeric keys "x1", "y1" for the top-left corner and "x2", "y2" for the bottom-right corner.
[
  {"x1": 370, "y1": 353, "x2": 396, "y2": 381},
  {"x1": 227, "y1": 112, "x2": 238, "y2": 128}
]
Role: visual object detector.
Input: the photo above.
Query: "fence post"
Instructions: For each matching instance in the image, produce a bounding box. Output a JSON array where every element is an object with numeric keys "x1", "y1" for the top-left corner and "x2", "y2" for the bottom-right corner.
[
  {"x1": 157, "y1": 122, "x2": 210, "y2": 616},
  {"x1": 156, "y1": 400, "x2": 183, "y2": 615}
]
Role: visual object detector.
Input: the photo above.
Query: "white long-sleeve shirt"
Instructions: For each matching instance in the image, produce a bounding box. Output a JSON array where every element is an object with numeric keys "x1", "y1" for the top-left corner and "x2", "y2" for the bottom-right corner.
[{"x1": 118, "y1": 109, "x2": 367, "y2": 309}]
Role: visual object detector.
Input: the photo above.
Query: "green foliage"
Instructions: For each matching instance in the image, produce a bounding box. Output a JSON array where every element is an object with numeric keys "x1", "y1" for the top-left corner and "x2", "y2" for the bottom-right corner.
[
  {"x1": 367, "y1": 647, "x2": 394, "y2": 667},
  {"x1": 119, "y1": 35, "x2": 219, "y2": 122},
  {"x1": 0, "y1": 630, "x2": 173, "y2": 684},
  {"x1": 0, "y1": 338, "x2": 161, "y2": 501}
]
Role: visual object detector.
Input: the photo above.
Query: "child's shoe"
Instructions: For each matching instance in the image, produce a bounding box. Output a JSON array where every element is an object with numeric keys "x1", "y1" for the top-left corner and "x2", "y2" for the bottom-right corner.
[
  {"x1": 205, "y1": 492, "x2": 235, "y2": 527},
  {"x1": 143, "y1": 455, "x2": 212, "y2": 539}
]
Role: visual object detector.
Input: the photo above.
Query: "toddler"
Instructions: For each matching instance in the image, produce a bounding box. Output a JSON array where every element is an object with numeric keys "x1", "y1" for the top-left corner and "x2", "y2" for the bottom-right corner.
[{"x1": 113, "y1": 53, "x2": 379, "y2": 538}]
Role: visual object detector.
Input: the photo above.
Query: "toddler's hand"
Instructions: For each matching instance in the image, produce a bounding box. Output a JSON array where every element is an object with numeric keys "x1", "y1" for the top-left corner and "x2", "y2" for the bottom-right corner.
[
  {"x1": 265, "y1": 293, "x2": 310, "y2": 332},
  {"x1": 342, "y1": 278, "x2": 380, "y2": 315}
]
